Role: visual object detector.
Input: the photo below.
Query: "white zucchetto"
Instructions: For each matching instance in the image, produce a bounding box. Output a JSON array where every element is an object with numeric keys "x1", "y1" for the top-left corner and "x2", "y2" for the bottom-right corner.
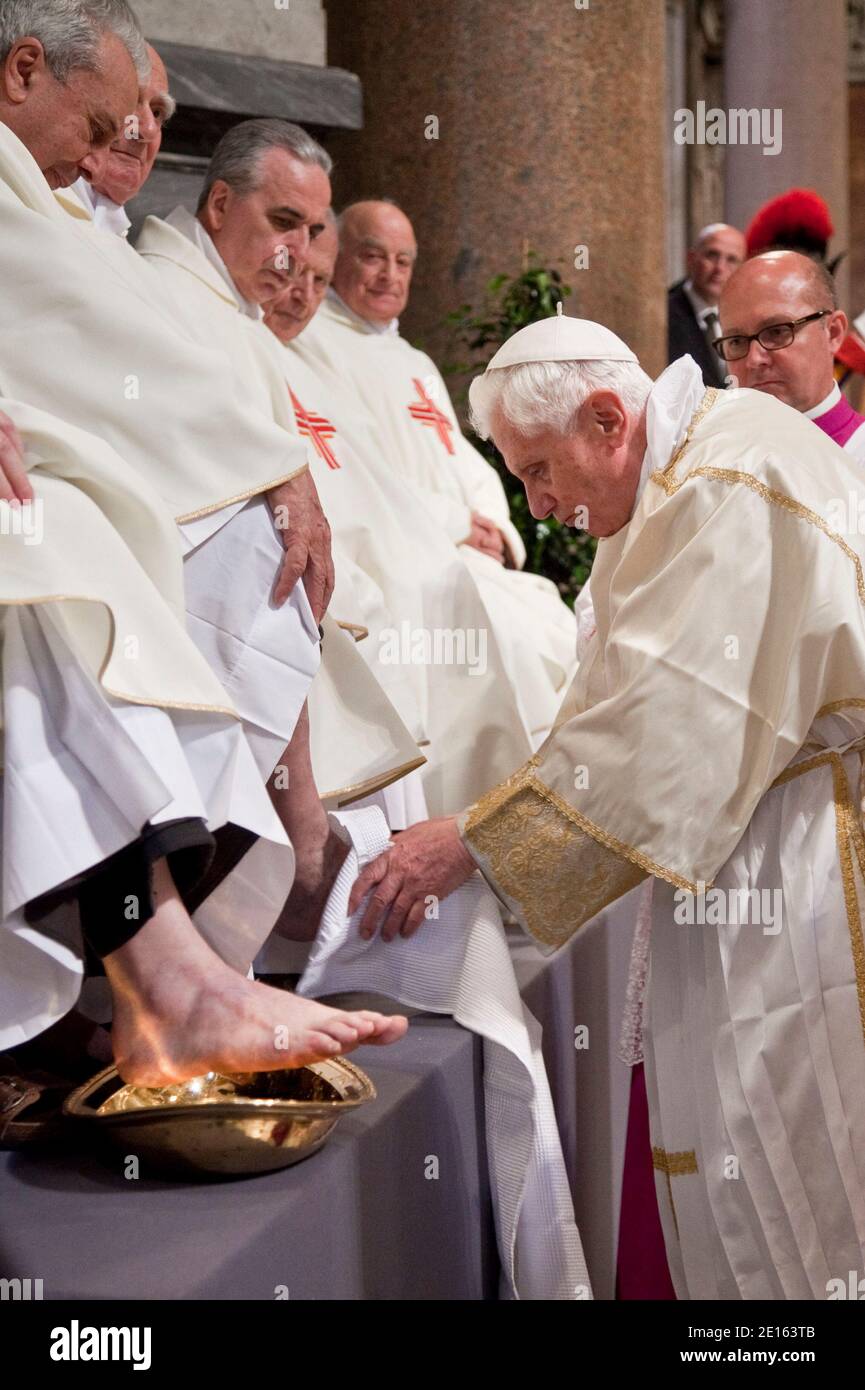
[{"x1": 485, "y1": 314, "x2": 638, "y2": 370}]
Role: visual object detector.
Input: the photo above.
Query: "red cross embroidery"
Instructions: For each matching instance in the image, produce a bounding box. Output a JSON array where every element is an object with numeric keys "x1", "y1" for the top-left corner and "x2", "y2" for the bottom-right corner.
[
  {"x1": 407, "y1": 378, "x2": 455, "y2": 455},
  {"x1": 289, "y1": 388, "x2": 340, "y2": 470}
]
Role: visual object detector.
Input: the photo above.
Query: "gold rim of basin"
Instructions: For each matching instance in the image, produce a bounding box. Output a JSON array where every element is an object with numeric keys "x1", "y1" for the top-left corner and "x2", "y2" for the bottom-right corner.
[{"x1": 63, "y1": 1058, "x2": 376, "y2": 1125}]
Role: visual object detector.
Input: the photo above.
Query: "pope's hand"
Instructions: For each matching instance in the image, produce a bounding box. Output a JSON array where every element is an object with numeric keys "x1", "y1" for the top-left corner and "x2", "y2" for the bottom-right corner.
[
  {"x1": 348, "y1": 816, "x2": 477, "y2": 941},
  {"x1": 0, "y1": 411, "x2": 33, "y2": 504},
  {"x1": 267, "y1": 468, "x2": 335, "y2": 619},
  {"x1": 466, "y1": 511, "x2": 506, "y2": 563}
]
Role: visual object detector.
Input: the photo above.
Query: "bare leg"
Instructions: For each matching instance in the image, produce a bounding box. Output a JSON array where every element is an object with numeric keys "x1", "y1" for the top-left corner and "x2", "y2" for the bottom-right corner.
[
  {"x1": 269, "y1": 701, "x2": 348, "y2": 941},
  {"x1": 107, "y1": 858, "x2": 406, "y2": 1085}
]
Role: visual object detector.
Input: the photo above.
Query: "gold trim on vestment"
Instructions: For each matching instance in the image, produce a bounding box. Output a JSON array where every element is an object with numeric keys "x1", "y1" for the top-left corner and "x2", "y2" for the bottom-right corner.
[
  {"x1": 174, "y1": 461, "x2": 308, "y2": 523},
  {"x1": 0, "y1": 592, "x2": 238, "y2": 720},
  {"x1": 647, "y1": 389, "x2": 865, "y2": 1047},
  {"x1": 321, "y1": 754, "x2": 427, "y2": 809},
  {"x1": 659, "y1": 388, "x2": 721, "y2": 476},
  {"x1": 335, "y1": 621, "x2": 369, "y2": 643},
  {"x1": 771, "y1": 743, "x2": 865, "y2": 1048},
  {"x1": 463, "y1": 758, "x2": 695, "y2": 949},
  {"x1": 652, "y1": 1147, "x2": 699, "y2": 1241},
  {"x1": 651, "y1": 464, "x2": 865, "y2": 608},
  {"x1": 526, "y1": 776, "x2": 705, "y2": 893},
  {"x1": 652, "y1": 1146, "x2": 698, "y2": 1176},
  {"x1": 817, "y1": 698, "x2": 865, "y2": 720}
]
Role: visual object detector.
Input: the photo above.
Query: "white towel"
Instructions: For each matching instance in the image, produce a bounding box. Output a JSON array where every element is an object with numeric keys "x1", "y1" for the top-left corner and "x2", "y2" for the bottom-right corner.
[{"x1": 297, "y1": 805, "x2": 591, "y2": 1301}]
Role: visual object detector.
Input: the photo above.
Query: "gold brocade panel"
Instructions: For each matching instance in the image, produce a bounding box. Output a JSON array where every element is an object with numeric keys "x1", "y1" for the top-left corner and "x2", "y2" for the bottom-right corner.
[{"x1": 464, "y1": 767, "x2": 646, "y2": 948}]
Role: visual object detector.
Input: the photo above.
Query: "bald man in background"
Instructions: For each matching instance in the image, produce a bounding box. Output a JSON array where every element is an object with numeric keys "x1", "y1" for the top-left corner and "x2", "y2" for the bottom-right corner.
[
  {"x1": 719, "y1": 249, "x2": 865, "y2": 464},
  {"x1": 668, "y1": 222, "x2": 746, "y2": 385}
]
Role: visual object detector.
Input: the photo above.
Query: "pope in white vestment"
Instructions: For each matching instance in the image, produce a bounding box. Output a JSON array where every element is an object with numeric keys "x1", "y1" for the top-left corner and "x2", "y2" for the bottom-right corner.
[
  {"x1": 464, "y1": 354, "x2": 865, "y2": 1299},
  {"x1": 350, "y1": 310, "x2": 865, "y2": 1299},
  {"x1": 298, "y1": 289, "x2": 577, "y2": 741}
]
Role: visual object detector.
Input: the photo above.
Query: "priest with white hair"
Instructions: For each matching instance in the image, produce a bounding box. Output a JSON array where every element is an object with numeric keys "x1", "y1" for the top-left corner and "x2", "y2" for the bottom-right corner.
[
  {"x1": 351, "y1": 311, "x2": 865, "y2": 1301},
  {"x1": 60, "y1": 38, "x2": 175, "y2": 237},
  {"x1": 293, "y1": 198, "x2": 578, "y2": 744}
]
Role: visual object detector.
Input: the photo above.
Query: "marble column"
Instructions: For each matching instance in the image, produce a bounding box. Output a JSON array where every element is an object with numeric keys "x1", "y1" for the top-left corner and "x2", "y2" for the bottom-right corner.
[
  {"x1": 724, "y1": 0, "x2": 849, "y2": 301},
  {"x1": 325, "y1": 0, "x2": 667, "y2": 374}
]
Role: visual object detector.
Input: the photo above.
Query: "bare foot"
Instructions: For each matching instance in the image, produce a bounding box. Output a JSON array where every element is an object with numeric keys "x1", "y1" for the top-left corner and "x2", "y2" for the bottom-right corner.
[
  {"x1": 105, "y1": 859, "x2": 407, "y2": 1086},
  {"x1": 111, "y1": 969, "x2": 406, "y2": 1086},
  {"x1": 275, "y1": 827, "x2": 349, "y2": 941}
]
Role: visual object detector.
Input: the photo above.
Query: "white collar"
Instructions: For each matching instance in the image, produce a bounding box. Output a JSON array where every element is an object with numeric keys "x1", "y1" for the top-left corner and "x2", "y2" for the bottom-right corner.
[
  {"x1": 636, "y1": 354, "x2": 709, "y2": 514},
  {"x1": 804, "y1": 382, "x2": 841, "y2": 419},
  {"x1": 70, "y1": 176, "x2": 131, "y2": 238},
  {"x1": 682, "y1": 278, "x2": 717, "y2": 325},
  {"x1": 327, "y1": 287, "x2": 399, "y2": 335},
  {"x1": 166, "y1": 206, "x2": 263, "y2": 320}
]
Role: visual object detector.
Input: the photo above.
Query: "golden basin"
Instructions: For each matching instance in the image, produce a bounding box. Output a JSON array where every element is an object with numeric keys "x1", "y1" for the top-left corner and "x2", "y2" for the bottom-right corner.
[{"x1": 63, "y1": 1059, "x2": 376, "y2": 1177}]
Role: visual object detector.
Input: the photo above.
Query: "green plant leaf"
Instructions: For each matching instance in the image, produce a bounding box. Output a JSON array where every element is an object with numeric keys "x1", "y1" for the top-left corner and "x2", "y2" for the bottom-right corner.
[{"x1": 442, "y1": 252, "x2": 588, "y2": 605}]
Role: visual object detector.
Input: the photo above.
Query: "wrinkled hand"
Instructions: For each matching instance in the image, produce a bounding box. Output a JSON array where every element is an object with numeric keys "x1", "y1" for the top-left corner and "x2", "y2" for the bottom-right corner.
[
  {"x1": 0, "y1": 411, "x2": 33, "y2": 504},
  {"x1": 348, "y1": 817, "x2": 477, "y2": 941},
  {"x1": 267, "y1": 468, "x2": 334, "y2": 618},
  {"x1": 465, "y1": 511, "x2": 505, "y2": 563}
]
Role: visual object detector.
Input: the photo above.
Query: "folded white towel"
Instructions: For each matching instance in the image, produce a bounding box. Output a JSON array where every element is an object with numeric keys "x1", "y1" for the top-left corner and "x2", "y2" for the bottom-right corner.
[{"x1": 297, "y1": 805, "x2": 591, "y2": 1301}]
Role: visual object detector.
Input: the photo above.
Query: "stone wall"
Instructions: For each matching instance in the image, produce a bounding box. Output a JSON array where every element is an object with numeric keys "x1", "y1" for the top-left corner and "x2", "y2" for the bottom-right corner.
[
  {"x1": 325, "y1": 0, "x2": 667, "y2": 377},
  {"x1": 133, "y1": 0, "x2": 326, "y2": 67}
]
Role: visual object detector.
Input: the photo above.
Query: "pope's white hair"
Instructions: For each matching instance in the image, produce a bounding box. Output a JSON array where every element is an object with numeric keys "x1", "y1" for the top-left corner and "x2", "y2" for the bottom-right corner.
[
  {"x1": 469, "y1": 358, "x2": 653, "y2": 441},
  {"x1": 0, "y1": 0, "x2": 149, "y2": 83}
]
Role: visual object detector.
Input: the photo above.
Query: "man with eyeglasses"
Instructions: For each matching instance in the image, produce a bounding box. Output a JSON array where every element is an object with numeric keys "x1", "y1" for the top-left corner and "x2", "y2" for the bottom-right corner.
[
  {"x1": 718, "y1": 249, "x2": 865, "y2": 463},
  {"x1": 667, "y1": 223, "x2": 746, "y2": 386}
]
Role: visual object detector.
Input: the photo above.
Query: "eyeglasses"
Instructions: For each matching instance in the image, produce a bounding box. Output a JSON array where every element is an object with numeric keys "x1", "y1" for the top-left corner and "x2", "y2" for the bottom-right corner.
[{"x1": 714, "y1": 309, "x2": 832, "y2": 362}]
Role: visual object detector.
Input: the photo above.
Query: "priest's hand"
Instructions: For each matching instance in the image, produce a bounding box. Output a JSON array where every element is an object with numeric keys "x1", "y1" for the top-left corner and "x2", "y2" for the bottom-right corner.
[
  {"x1": 267, "y1": 468, "x2": 335, "y2": 619},
  {"x1": 466, "y1": 511, "x2": 506, "y2": 563},
  {"x1": 348, "y1": 816, "x2": 477, "y2": 941},
  {"x1": 0, "y1": 411, "x2": 33, "y2": 504}
]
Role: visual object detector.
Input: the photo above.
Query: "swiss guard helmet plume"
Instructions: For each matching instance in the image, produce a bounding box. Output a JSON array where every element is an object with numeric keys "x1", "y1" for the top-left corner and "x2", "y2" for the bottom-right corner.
[{"x1": 745, "y1": 188, "x2": 835, "y2": 260}]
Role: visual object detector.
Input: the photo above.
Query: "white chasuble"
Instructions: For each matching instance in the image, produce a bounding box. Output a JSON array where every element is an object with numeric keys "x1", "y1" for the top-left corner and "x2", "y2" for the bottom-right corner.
[
  {"x1": 135, "y1": 211, "x2": 425, "y2": 806},
  {"x1": 463, "y1": 360, "x2": 865, "y2": 1298},
  {"x1": 0, "y1": 401, "x2": 296, "y2": 1047},
  {"x1": 0, "y1": 125, "x2": 310, "y2": 524},
  {"x1": 264, "y1": 338, "x2": 535, "y2": 817},
  {"x1": 0, "y1": 123, "x2": 327, "y2": 777},
  {"x1": 294, "y1": 294, "x2": 577, "y2": 739}
]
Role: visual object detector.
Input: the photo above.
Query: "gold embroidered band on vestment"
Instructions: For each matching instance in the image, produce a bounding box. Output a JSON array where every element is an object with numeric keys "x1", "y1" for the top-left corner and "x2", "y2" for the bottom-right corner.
[
  {"x1": 771, "y1": 741, "x2": 865, "y2": 1049},
  {"x1": 652, "y1": 1147, "x2": 699, "y2": 1241}
]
